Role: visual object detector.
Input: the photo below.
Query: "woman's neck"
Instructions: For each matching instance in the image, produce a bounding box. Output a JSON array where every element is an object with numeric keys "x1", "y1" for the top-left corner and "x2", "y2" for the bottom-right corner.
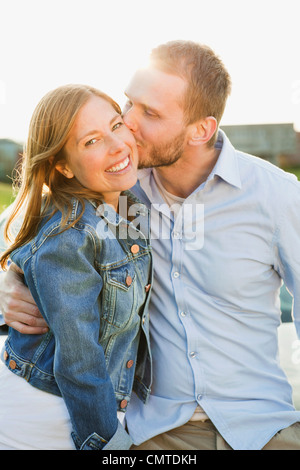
[{"x1": 102, "y1": 192, "x2": 121, "y2": 212}]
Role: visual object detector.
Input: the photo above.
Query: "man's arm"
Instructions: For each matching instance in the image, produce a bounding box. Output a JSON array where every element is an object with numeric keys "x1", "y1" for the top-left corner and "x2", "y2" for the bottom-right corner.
[
  {"x1": 0, "y1": 262, "x2": 48, "y2": 334},
  {"x1": 0, "y1": 204, "x2": 46, "y2": 333}
]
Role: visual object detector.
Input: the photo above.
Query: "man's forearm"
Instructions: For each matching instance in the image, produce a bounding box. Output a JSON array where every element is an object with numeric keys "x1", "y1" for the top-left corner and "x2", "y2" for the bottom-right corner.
[{"x1": 0, "y1": 264, "x2": 48, "y2": 334}]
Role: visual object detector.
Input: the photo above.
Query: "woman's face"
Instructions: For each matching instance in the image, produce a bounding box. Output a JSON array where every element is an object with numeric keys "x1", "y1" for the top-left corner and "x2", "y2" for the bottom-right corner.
[{"x1": 58, "y1": 95, "x2": 138, "y2": 208}]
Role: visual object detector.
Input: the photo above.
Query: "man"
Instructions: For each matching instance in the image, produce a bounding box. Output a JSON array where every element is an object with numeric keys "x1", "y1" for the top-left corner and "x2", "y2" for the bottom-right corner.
[{"x1": 1, "y1": 40, "x2": 300, "y2": 450}]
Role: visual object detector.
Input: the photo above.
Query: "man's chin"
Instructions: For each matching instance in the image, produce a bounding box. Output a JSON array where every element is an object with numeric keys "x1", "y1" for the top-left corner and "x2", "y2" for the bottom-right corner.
[
  {"x1": 138, "y1": 162, "x2": 153, "y2": 169},
  {"x1": 137, "y1": 151, "x2": 153, "y2": 169}
]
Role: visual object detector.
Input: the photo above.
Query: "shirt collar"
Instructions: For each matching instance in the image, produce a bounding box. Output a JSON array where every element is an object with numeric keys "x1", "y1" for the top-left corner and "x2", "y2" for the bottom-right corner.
[{"x1": 210, "y1": 129, "x2": 242, "y2": 189}]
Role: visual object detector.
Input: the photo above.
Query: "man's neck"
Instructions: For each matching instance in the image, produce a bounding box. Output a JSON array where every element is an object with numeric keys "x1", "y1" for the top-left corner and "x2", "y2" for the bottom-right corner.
[{"x1": 154, "y1": 145, "x2": 221, "y2": 199}]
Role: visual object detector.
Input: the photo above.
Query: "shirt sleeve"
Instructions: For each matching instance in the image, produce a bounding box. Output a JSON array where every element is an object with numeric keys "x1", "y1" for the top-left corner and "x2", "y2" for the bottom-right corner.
[
  {"x1": 0, "y1": 206, "x2": 14, "y2": 324},
  {"x1": 24, "y1": 225, "x2": 132, "y2": 450},
  {"x1": 275, "y1": 178, "x2": 300, "y2": 338},
  {"x1": 0, "y1": 204, "x2": 23, "y2": 254}
]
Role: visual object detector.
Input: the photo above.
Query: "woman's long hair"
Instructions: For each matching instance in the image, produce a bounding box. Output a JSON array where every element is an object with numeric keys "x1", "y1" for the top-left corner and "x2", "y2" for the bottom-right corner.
[{"x1": 0, "y1": 84, "x2": 122, "y2": 269}]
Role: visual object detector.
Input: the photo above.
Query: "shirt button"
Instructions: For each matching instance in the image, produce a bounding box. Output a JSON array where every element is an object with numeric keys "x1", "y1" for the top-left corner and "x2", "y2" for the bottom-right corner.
[
  {"x1": 173, "y1": 272, "x2": 180, "y2": 278},
  {"x1": 125, "y1": 275, "x2": 133, "y2": 286},
  {"x1": 173, "y1": 231, "x2": 180, "y2": 238},
  {"x1": 190, "y1": 351, "x2": 197, "y2": 358},
  {"x1": 126, "y1": 360, "x2": 134, "y2": 369},
  {"x1": 120, "y1": 399, "x2": 128, "y2": 409},
  {"x1": 9, "y1": 360, "x2": 17, "y2": 370},
  {"x1": 131, "y1": 244, "x2": 140, "y2": 254},
  {"x1": 180, "y1": 311, "x2": 186, "y2": 317}
]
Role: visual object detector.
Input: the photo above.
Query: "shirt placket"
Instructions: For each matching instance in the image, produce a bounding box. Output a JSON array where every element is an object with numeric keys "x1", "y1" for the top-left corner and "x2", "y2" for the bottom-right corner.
[{"x1": 168, "y1": 201, "x2": 206, "y2": 405}]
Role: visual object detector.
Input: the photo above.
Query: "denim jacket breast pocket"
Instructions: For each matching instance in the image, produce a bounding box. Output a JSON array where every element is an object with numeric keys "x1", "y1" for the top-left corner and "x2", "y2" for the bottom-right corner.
[{"x1": 99, "y1": 262, "x2": 139, "y2": 337}]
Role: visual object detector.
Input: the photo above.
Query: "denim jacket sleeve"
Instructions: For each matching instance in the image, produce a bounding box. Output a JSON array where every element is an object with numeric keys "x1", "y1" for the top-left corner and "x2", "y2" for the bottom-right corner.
[{"x1": 25, "y1": 223, "x2": 132, "y2": 450}]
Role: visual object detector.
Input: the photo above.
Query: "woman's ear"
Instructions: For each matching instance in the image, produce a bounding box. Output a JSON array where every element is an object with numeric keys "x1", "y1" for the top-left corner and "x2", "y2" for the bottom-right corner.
[
  {"x1": 187, "y1": 116, "x2": 217, "y2": 146},
  {"x1": 55, "y1": 161, "x2": 74, "y2": 179}
]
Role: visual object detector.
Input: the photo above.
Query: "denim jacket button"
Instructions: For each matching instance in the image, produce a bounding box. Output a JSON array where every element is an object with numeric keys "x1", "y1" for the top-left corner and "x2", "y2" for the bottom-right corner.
[
  {"x1": 120, "y1": 399, "x2": 128, "y2": 409},
  {"x1": 9, "y1": 360, "x2": 17, "y2": 370},
  {"x1": 130, "y1": 244, "x2": 140, "y2": 254},
  {"x1": 145, "y1": 284, "x2": 151, "y2": 292},
  {"x1": 126, "y1": 360, "x2": 134, "y2": 369},
  {"x1": 126, "y1": 275, "x2": 133, "y2": 286},
  {"x1": 3, "y1": 351, "x2": 8, "y2": 361}
]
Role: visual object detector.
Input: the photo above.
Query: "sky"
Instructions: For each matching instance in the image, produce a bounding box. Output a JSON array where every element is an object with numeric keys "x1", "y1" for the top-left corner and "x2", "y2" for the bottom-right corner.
[{"x1": 0, "y1": 0, "x2": 299, "y2": 143}]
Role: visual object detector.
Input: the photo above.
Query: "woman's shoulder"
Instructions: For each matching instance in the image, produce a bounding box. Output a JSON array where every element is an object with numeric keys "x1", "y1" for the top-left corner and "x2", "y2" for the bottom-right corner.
[{"x1": 28, "y1": 199, "x2": 97, "y2": 248}]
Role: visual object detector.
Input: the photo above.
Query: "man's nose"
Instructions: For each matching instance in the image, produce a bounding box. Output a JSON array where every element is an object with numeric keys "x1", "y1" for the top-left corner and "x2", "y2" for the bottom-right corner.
[{"x1": 123, "y1": 108, "x2": 138, "y2": 133}]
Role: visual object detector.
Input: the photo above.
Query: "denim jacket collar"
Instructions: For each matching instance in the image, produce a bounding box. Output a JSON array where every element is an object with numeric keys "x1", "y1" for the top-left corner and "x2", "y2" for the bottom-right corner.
[{"x1": 88, "y1": 190, "x2": 148, "y2": 227}]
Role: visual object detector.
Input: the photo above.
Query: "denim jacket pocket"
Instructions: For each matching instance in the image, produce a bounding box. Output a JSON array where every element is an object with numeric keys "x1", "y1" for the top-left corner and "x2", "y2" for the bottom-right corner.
[
  {"x1": 101, "y1": 263, "x2": 138, "y2": 334},
  {"x1": 107, "y1": 265, "x2": 136, "y2": 292}
]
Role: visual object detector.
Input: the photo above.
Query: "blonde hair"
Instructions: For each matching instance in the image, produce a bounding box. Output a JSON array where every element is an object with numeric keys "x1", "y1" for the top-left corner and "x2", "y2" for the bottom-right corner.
[
  {"x1": 150, "y1": 40, "x2": 232, "y2": 146},
  {"x1": 0, "y1": 84, "x2": 121, "y2": 269}
]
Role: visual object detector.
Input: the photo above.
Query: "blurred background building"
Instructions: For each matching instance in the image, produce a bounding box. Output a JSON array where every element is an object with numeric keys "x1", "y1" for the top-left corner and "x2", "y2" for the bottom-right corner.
[{"x1": 221, "y1": 123, "x2": 300, "y2": 167}]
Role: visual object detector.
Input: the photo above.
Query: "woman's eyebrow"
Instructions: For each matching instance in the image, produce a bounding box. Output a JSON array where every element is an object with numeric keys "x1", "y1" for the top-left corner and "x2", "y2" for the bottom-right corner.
[
  {"x1": 76, "y1": 114, "x2": 121, "y2": 144},
  {"x1": 124, "y1": 93, "x2": 160, "y2": 115}
]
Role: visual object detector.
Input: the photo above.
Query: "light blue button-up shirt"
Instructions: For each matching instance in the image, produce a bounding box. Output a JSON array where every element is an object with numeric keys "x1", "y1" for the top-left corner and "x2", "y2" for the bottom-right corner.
[{"x1": 126, "y1": 130, "x2": 300, "y2": 450}]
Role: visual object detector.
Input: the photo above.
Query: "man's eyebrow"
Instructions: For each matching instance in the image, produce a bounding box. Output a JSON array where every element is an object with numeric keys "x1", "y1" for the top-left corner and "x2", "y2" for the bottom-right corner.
[{"x1": 76, "y1": 113, "x2": 121, "y2": 144}]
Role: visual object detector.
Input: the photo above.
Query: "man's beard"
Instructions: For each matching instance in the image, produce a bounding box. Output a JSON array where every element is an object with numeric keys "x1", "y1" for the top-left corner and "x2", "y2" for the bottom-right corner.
[{"x1": 138, "y1": 130, "x2": 186, "y2": 169}]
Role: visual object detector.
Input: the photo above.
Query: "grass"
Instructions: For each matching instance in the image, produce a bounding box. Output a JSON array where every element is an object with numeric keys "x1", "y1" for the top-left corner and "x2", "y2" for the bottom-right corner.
[
  {"x1": 285, "y1": 167, "x2": 300, "y2": 180},
  {"x1": 0, "y1": 182, "x2": 15, "y2": 215}
]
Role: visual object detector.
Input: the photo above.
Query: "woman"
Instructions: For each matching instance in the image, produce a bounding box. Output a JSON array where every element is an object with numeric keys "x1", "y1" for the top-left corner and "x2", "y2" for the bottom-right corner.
[{"x1": 0, "y1": 84, "x2": 152, "y2": 450}]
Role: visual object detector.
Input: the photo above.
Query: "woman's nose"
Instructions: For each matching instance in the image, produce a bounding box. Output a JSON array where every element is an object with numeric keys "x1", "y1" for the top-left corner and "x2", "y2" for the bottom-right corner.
[{"x1": 108, "y1": 134, "x2": 127, "y2": 155}]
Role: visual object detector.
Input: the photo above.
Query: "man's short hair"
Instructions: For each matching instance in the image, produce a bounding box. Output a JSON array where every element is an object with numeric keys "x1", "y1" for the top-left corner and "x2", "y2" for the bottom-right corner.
[{"x1": 150, "y1": 40, "x2": 232, "y2": 146}]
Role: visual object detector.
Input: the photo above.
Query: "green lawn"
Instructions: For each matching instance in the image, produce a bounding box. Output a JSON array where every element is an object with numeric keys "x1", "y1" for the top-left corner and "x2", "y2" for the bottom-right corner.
[
  {"x1": 0, "y1": 182, "x2": 15, "y2": 215},
  {"x1": 285, "y1": 167, "x2": 300, "y2": 180}
]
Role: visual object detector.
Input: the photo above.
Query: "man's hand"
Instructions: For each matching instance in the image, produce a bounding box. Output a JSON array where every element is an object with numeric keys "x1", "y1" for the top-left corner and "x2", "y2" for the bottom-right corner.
[{"x1": 0, "y1": 262, "x2": 48, "y2": 334}]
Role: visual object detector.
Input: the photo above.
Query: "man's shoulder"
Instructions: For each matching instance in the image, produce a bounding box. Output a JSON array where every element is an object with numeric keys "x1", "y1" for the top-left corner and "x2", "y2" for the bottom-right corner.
[
  {"x1": 220, "y1": 129, "x2": 299, "y2": 190},
  {"x1": 236, "y1": 149, "x2": 299, "y2": 188}
]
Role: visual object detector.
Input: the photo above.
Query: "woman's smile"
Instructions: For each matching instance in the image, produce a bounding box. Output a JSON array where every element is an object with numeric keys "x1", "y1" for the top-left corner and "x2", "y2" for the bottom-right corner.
[{"x1": 105, "y1": 155, "x2": 130, "y2": 173}]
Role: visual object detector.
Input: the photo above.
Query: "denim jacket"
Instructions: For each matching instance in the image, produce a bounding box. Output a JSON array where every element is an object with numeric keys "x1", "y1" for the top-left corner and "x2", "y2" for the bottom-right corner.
[{"x1": 1, "y1": 191, "x2": 153, "y2": 450}]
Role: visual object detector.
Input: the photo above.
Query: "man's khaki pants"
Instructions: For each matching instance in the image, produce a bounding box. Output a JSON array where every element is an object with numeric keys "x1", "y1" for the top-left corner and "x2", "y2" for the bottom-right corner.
[{"x1": 131, "y1": 420, "x2": 300, "y2": 450}]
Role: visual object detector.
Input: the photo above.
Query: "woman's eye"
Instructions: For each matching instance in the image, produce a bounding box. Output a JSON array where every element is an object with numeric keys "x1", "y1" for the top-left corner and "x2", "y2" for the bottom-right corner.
[
  {"x1": 85, "y1": 138, "x2": 97, "y2": 146},
  {"x1": 112, "y1": 122, "x2": 123, "y2": 131}
]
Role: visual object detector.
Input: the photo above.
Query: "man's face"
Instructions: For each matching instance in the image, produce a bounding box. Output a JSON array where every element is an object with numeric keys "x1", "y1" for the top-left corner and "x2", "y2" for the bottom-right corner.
[{"x1": 123, "y1": 67, "x2": 188, "y2": 169}]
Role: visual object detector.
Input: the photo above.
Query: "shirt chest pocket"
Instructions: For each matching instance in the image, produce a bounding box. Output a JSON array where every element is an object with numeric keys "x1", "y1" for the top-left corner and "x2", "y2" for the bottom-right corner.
[{"x1": 100, "y1": 264, "x2": 138, "y2": 332}]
